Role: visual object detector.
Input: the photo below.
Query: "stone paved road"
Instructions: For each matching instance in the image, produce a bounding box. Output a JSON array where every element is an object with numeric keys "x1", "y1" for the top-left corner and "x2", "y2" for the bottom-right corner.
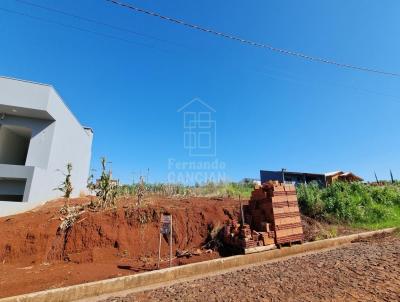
[{"x1": 101, "y1": 233, "x2": 400, "y2": 302}]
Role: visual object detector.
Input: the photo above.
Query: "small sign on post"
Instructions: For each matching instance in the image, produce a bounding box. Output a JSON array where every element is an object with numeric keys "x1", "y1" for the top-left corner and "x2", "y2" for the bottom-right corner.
[{"x1": 158, "y1": 214, "x2": 173, "y2": 269}]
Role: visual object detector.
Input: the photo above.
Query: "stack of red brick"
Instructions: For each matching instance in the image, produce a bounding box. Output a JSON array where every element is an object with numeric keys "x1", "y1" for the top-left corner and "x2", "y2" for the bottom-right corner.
[
  {"x1": 223, "y1": 220, "x2": 266, "y2": 249},
  {"x1": 222, "y1": 181, "x2": 303, "y2": 251},
  {"x1": 245, "y1": 181, "x2": 304, "y2": 245}
]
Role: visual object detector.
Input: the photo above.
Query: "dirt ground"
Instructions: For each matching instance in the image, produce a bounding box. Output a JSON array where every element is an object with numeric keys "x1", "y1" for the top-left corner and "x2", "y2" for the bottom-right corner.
[
  {"x1": 102, "y1": 233, "x2": 400, "y2": 302},
  {"x1": 0, "y1": 196, "x2": 240, "y2": 298},
  {"x1": 0, "y1": 196, "x2": 361, "y2": 299}
]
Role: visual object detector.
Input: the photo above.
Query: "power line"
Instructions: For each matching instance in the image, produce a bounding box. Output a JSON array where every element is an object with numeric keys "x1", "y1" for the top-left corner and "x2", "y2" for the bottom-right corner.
[
  {"x1": 14, "y1": 0, "x2": 177, "y2": 46},
  {"x1": 106, "y1": 0, "x2": 400, "y2": 78},
  {"x1": 256, "y1": 66, "x2": 400, "y2": 105},
  {"x1": 0, "y1": 6, "x2": 167, "y2": 52}
]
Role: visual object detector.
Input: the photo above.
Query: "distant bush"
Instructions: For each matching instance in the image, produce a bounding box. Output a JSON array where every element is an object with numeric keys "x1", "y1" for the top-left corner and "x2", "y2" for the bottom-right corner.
[
  {"x1": 297, "y1": 181, "x2": 400, "y2": 226},
  {"x1": 369, "y1": 185, "x2": 400, "y2": 206}
]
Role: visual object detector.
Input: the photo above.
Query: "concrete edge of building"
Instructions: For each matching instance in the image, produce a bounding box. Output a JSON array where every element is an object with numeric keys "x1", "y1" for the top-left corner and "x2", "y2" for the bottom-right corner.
[
  {"x1": 1, "y1": 227, "x2": 397, "y2": 302},
  {"x1": 0, "y1": 76, "x2": 93, "y2": 216}
]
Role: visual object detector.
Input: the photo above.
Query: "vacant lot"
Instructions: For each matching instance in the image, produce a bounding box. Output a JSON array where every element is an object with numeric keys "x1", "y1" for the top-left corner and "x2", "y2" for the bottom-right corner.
[
  {"x1": 103, "y1": 233, "x2": 400, "y2": 302},
  {"x1": 0, "y1": 197, "x2": 241, "y2": 298},
  {"x1": 0, "y1": 195, "x2": 377, "y2": 299}
]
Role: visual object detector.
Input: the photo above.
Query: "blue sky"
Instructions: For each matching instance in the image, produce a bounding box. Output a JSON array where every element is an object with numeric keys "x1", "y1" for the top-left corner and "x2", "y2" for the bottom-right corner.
[{"x1": 1, "y1": 0, "x2": 400, "y2": 183}]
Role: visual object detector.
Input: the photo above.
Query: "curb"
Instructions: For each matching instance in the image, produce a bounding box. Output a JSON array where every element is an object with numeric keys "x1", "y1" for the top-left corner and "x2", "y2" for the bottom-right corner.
[{"x1": 1, "y1": 227, "x2": 397, "y2": 302}]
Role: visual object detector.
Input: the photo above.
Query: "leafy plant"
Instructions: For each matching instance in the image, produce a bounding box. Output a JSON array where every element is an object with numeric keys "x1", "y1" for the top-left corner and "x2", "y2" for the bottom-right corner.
[
  {"x1": 87, "y1": 173, "x2": 95, "y2": 194},
  {"x1": 56, "y1": 163, "x2": 73, "y2": 211},
  {"x1": 136, "y1": 176, "x2": 146, "y2": 205},
  {"x1": 94, "y1": 157, "x2": 118, "y2": 209},
  {"x1": 297, "y1": 182, "x2": 325, "y2": 219}
]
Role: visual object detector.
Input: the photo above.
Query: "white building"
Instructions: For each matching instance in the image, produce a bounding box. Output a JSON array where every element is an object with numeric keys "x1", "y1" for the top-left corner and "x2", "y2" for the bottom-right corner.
[{"x1": 0, "y1": 76, "x2": 93, "y2": 217}]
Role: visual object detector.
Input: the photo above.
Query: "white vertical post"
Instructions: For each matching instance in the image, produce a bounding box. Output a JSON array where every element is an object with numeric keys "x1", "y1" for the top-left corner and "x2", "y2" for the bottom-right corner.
[
  {"x1": 169, "y1": 215, "x2": 173, "y2": 268},
  {"x1": 157, "y1": 232, "x2": 162, "y2": 269}
]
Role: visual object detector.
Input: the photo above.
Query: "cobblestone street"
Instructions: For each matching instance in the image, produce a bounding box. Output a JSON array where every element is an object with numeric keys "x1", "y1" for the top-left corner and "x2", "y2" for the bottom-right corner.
[{"x1": 102, "y1": 234, "x2": 400, "y2": 302}]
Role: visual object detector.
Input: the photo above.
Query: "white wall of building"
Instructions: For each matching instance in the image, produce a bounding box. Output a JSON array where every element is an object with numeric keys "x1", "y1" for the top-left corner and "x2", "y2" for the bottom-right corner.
[{"x1": 0, "y1": 77, "x2": 93, "y2": 216}]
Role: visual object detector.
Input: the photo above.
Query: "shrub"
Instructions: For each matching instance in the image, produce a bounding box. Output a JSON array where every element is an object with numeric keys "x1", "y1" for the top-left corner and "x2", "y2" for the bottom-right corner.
[
  {"x1": 56, "y1": 163, "x2": 73, "y2": 211},
  {"x1": 56, "y1": 163, "x2": 73, "y2": 199},
  {"x1": 324, "y1": 182, "x2": 365, "y2": 222},
  {"x1": 369, "y1": 185, "x2": 400, "y2": 206},
  {"x1": 297, "y1": 182, "x2": 325, "y2": 219},
  {"x1": 94, "y1": 157, "x2": 118, "y2": 208},
  {"x1": 297, "y1": 181, "x2": 399, "y2": 225}
]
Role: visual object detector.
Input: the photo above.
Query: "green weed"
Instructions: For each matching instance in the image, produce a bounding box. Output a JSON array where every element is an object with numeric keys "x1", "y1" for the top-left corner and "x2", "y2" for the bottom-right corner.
[{"x1": 297, "y1": 181, "x2": 400, "y2": 229}]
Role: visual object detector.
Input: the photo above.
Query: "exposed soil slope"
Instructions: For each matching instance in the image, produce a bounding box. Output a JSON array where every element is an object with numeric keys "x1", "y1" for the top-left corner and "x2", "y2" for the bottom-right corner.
[
  {"x1": 0, "y1": 196, "x2": 240, "y2": 298},
  {"x1": 0, "y1": 196, "x2": 361, "y2": 298}
]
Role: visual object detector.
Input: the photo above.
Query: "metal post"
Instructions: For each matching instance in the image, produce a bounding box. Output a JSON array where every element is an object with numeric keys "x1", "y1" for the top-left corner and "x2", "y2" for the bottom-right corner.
[
  {"x1": 169, "y1": 215, "x2": 173, "y2": 268},
  {"x1": 157, "y1": 232, "x2": 162, "y2": 269},
  {"x1": 282, "y1": 168, "x2": 286, "y2": 184},
  {"x1": 374, "y1": 171, "x2": 379, "y2": 184}
]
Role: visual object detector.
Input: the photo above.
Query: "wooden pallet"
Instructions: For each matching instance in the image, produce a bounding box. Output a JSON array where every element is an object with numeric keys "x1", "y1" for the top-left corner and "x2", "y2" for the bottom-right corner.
[
  {"x1": 275, "y1": 233, "x2": 304, "y2": 247},
  {"x1": 276, "y1": 240, "x2": 303, "y2": 248}
]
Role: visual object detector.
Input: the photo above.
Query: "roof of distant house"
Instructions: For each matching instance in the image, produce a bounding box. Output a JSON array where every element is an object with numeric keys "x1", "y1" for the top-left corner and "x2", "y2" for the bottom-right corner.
[{"x1": 325, "y1": 171, "x2": 344, "y2": 177}]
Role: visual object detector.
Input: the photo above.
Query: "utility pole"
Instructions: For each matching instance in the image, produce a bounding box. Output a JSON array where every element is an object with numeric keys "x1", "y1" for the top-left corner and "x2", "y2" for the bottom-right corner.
[
  {"x1": 282, "y1": 168, "x2": 287, "y2": 184},
  {"x1": 374, "y1": 171, "x2": 379, "y2": 184}
]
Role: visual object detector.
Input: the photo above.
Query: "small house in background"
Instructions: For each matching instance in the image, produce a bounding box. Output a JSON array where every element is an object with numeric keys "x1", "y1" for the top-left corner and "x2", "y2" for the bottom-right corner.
[
  {"x1": 325, "y1": 171, "x2": 363, "y2": 185},
  {"x1": 260, "y1": 170, "x2": 326, "y2": 186},
  {"x1": 260, "y1": 170, "x2": 363, "y2": 187}
]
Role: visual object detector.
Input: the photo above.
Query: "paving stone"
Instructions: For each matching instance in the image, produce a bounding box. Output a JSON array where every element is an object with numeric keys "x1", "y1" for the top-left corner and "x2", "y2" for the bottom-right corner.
[{"x1": 100, "y1": 234, "x2": 400, "y2": 302}]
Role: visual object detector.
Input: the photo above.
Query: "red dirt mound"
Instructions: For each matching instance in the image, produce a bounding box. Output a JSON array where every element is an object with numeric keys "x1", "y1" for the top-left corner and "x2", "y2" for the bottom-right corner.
[{"x1": 0, "y1": 196, "x2": 240, "y2": 298}]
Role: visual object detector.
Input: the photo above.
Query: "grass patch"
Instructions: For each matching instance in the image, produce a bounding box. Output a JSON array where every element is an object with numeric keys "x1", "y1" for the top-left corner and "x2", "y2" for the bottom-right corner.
[
  {"x1": 351, "y1": 206, "x2": 400, "y2": 230},
  {"x1": 118, "y1": 181, "x2": 254, "y2": 199},
  {"x1": 297, "y1": 181, "x2": 400, "y2": 229}
]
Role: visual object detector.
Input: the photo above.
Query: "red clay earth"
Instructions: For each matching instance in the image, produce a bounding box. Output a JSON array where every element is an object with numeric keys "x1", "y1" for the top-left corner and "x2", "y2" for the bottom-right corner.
[
  {"x1": 0, "y1": 196, "x2": 359, "y2": 298},
  {"x1": 0, "y1": 196, "x2": 241, "y2": 298}
]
